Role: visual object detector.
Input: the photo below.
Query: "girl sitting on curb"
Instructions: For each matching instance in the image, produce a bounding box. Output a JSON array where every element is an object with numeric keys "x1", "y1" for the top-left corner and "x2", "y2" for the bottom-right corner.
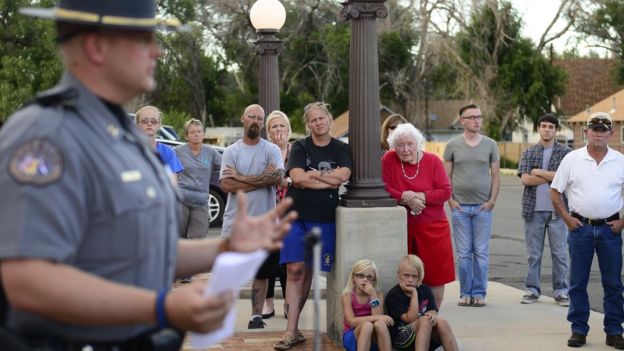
[{"x1": 342, "y1": 259, "x2": 393, "y2": 351}]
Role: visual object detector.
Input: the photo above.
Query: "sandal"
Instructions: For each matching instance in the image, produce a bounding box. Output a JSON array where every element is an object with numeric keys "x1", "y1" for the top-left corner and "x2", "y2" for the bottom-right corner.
[
  {"x1": 457, "y1": 297, "x2": 472, "y2": 307},
  {"x1": 296, "y1": 331, "x2": 305, "y2": 342},
  {"x1": 473, "y1": 298, "x2": 486, "y2": 307},
  {"x1": 273, "y1": 332, "x2": 305, "y2": 350}
]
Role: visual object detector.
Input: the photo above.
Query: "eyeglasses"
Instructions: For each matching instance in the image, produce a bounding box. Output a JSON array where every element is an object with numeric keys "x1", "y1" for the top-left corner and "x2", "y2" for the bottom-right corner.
[
  {"x1": 461, "y1": 115, "x2": 482, "y2": 120},
  {"x1": 354, "y1": 273, "x2": 376, "y2": 281},
  {"x1": 138, "y1": 118, "x2": 160, "y2": 125}
]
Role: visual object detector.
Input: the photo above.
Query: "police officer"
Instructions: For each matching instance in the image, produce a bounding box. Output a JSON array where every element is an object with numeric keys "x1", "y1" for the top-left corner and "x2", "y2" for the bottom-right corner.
[{"x1": 0, "y1": 1, "x2": 296, "y2": 350}]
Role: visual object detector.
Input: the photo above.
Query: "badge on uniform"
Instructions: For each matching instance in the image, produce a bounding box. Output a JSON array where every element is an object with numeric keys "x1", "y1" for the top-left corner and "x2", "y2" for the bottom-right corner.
[{"x1": 8, "y1": 138, "x2": 64, "y2": 186}]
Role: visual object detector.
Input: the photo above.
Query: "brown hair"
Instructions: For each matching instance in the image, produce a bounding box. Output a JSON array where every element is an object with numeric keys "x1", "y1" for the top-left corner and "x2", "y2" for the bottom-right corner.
[
  {"x1": 459, "y1": 103, "x2": 480, "y2": 117},
  {"x1": 381, "y1": 114, "x2": 408, "y2": 150}
]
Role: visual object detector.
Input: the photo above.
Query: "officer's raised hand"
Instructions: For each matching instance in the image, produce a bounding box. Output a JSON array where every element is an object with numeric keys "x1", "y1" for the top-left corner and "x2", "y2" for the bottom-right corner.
[
  {"x1": 229, "y1": 191, "x2": 297, "y2": 252},
  {"x1": 164, "y1": 282, "x2": 233, "y2": 333}
]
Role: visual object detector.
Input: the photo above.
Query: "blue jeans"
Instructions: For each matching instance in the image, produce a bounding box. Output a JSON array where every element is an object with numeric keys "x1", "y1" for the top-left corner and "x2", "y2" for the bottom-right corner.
[
  {"x1": 524, "y1": 212, "x2": 569, "y2": 298},
  {"x1": 567, "y1": 224, "x2": 624, "y2": 336},
  {"x1": 451, "y1": 204, "x2": 493, "y2": 300}
]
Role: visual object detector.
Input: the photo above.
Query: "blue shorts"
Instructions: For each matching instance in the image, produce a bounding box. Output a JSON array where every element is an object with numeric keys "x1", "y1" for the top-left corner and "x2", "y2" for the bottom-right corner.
[
  {"x1": 343, "y1": 329, "x2": 379, "y2": 351},
  {"x1": 280, "y1": 220, "x2": 336, "y2": 272}
]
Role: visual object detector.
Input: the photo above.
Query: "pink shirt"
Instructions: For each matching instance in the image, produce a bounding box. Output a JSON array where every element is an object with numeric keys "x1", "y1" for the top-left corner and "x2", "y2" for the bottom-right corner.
[{"x1": 343, "y1": 292, "x2": 373, "y2": 332}]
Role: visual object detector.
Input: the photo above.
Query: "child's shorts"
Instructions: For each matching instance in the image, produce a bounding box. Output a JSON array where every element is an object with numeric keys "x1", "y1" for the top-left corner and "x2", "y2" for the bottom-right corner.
[{"x1": 342, "y1": 329, "x2": 379, "y2": 351}]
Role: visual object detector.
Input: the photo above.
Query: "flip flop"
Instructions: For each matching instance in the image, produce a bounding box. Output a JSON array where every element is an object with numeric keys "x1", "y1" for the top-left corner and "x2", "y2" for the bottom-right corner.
[{"x1": 457, "y1": 297, "x2": 472, "y2": 307}]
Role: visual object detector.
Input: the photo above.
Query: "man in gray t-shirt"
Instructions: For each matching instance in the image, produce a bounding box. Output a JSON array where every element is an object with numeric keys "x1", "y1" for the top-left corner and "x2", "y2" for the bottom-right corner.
[
  {"x1": 220, "y1": 104, "x2": 284, "y2": 329},
  {"x1": 443, "y1": 103, "x2": 500, "y2": 307}
]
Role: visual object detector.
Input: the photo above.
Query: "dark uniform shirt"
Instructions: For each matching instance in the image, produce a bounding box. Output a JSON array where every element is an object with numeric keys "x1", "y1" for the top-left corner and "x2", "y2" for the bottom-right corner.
[{"x1": 0, "y1": 72, "x2": 179, "y2": 341}]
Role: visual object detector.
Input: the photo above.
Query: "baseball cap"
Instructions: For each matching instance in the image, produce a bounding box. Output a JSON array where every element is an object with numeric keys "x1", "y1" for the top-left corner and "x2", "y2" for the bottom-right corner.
[{"x1": 587, "y1": 112, "x2": 612, "y2": 130}]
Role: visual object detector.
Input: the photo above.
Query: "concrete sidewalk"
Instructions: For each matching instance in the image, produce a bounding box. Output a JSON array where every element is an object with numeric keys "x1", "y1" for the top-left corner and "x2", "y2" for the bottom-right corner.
[{"x1": 184, "y1": 279, "x2": 610, "y2": 350}]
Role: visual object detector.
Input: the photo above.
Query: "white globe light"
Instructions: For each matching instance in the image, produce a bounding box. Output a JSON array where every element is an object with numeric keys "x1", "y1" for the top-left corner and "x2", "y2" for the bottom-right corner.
[{"x1": 250, "y1": 0, "x2": 286, "y2": 31}]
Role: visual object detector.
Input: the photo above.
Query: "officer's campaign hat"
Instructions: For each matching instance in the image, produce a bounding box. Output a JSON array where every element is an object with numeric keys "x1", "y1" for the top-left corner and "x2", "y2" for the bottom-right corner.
[
  {"x1": 19, "y1": 0, "x2": 185, "y2": 32},
  {"x1": 587, "y1": 111, "x2": 613, "y2": 131}
]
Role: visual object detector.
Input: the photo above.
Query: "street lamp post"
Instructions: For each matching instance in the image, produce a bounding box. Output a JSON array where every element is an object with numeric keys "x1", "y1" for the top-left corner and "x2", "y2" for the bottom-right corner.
[
  {"x1": 340, "y1": 0, "x2": 394, "y2": 207},
  {"x1": 250, "y1": 0, "x2": 286, "y2": 119}
]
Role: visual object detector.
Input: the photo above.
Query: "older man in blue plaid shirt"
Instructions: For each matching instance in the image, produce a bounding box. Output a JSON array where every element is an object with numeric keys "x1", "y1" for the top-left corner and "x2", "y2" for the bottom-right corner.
[{"x1": 517, "y1": 113, "x2": 571, "y2": 306}]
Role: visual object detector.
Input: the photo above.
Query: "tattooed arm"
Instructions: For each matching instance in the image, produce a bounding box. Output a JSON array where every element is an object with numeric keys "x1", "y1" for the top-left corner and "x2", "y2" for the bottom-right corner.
[{"x1": 220, "y1": 164, "x2": 284, "y2": 193}]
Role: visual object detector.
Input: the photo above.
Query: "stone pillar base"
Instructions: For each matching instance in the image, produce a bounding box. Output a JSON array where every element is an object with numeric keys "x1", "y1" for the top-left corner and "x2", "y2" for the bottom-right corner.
[{"x1": 326, "y1": 206, "x2": 406, "y2": 343}]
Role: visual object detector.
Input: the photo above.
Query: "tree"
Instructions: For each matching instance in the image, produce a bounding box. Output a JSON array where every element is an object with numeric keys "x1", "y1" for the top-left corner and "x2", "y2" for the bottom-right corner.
[
  {"x1": 0, "y1": 0, "x2": 62, "y2": 121},
  {"x1": 433, "y1": 0, "x2": 566, "y2": 139},
  {"x1": 575, "y1": 0, "x2": 624, "y2": 82}
]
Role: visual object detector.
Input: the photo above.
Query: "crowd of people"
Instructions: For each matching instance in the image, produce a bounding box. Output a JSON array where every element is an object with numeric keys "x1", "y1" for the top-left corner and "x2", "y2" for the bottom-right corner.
[{"x1": 3, "y1": 1, "x2": 624, "y2": 351}]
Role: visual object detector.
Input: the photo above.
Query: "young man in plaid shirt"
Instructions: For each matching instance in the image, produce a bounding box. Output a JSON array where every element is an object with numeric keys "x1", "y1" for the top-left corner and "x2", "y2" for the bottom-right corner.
[{"x1": 517, "y1": 113, "x2": 571, "y2": 306}]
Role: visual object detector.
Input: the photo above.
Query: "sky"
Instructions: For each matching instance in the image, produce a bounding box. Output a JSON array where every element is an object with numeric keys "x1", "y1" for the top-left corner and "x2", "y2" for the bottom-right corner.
[{"x1": 511, "y1": 0, "x2": 606, "y2": 56}]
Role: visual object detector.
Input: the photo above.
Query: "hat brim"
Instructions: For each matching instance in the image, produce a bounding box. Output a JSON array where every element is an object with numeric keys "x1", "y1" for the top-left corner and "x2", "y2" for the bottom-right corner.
[
  {"x1": 587, "y1": 124, "x2": 611, "y2": 131},
  {"x1": 19, "y1": 7, "x2": 187, "y2": 32}
]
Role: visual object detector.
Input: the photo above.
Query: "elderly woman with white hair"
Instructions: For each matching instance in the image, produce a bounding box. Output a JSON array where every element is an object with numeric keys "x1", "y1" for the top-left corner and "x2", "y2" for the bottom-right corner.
[{"x1": 382, "y1": 123, "x2": 455, "y2": 309}]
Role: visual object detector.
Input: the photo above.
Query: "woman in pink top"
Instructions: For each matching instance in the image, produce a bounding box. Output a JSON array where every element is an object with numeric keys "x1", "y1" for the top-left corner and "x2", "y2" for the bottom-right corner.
[
  {"x1": 382, "y1": 123, "x2": 454, "y2": 309},
  {"x1": 342, "y1": 259, "x2": 393, "y2": 351}
]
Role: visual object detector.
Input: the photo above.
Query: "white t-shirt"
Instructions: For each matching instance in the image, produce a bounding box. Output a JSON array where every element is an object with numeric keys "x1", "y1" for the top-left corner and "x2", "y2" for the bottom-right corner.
[{"x1": 551, "y1": 146, "x2": 624, "y2": 219}]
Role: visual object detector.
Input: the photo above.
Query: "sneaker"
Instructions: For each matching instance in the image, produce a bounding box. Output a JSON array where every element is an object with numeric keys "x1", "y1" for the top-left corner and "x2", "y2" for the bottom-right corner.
[
  {"x1": 248, "y1": 316, "x2": 265, "y2": 329},
  {"x1": 521, "y1": 293, "x2": 538, "y2": 304},
  {"x1": 555, "y1": 295, "x2": 570, "y2": 307}
]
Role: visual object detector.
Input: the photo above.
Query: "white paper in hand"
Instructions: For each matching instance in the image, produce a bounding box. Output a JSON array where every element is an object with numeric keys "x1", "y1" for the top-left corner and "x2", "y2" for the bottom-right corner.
[{"x1": 190, "y1": 249, "x2": 268, "y2": 348}]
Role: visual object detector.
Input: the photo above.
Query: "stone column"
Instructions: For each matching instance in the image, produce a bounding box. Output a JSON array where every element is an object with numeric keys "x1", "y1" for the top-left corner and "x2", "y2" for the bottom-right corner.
[
  {"x1": 339, "y1": 0, "x2": 395, "y2": 208},
  {"x1": 327, "y1": 207, "x2": 407, "y2": 342}
]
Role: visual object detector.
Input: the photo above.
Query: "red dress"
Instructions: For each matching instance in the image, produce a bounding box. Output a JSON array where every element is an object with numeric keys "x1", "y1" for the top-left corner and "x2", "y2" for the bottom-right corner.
[{"x1": 382, "y1": 150, "x2": 455, "y2": 286}]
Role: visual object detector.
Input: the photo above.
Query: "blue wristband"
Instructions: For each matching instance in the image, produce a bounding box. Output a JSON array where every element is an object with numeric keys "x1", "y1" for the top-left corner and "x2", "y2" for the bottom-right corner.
[
  {"x1": 156, "y1": 289, "x2": 169, "y2": 329},
  {"x1": 370, "y1": 298, "x2": 380, "y2": 308}
]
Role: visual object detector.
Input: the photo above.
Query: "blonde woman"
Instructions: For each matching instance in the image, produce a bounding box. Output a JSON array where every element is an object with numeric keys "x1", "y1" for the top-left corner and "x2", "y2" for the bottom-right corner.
[
  {"x1": 263, "y1": 110, "x2": 292, "y2": 319},
  {"x1": 174, "y1": 119, "x2": 222, "y2": 240}
]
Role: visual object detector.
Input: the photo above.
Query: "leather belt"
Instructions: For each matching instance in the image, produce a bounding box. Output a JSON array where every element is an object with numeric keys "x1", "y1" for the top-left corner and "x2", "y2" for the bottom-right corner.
[{"x1": 571, "y1": 212, "x2": 619, "y2": 226}]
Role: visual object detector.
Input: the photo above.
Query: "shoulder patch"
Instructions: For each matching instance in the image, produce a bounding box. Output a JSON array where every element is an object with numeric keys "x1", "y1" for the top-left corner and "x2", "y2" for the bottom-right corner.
[{"x1": 8, "y1": 138, "x2": 64, "y2": 186}]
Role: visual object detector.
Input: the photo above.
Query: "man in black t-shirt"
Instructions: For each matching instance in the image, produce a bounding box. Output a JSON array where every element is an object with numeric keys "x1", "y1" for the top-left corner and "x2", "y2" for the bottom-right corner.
[
  {"x1": 385, "y1": 255, "x2": 459, "y2": 351},
  {"x1": 274, "y1": 102, "x2": 352, "y2": 350}
]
